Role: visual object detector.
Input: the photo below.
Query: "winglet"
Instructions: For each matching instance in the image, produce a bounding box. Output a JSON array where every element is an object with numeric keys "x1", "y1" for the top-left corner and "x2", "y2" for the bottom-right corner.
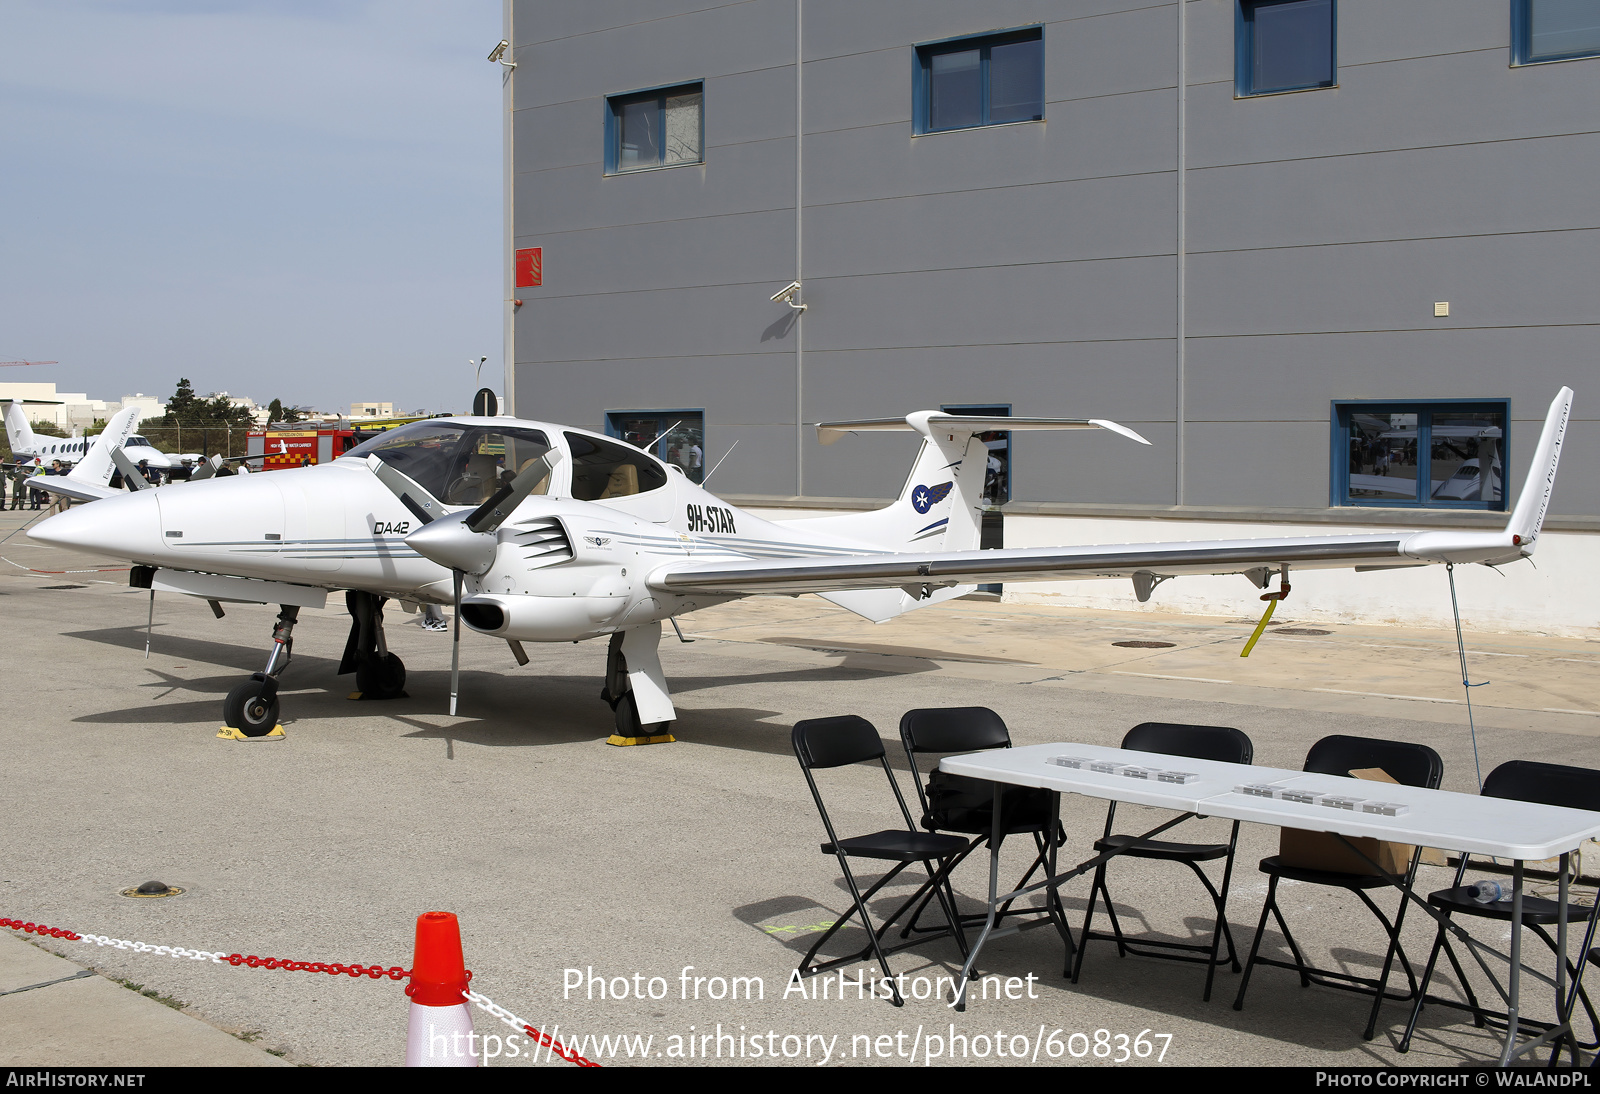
[{"x1": 1506, "y1": 386, "x2": 1573, "y2": 553}]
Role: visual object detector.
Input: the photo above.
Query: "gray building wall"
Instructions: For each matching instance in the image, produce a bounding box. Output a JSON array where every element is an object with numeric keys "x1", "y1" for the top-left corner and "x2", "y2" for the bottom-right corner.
[{"x1": 509, "y1": 0, "x2": 1600, "y2": 518}]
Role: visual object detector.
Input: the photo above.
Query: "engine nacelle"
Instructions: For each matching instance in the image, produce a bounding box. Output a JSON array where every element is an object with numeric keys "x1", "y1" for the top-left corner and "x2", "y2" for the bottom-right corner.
[
  {"x1": 459, "y1": 592, "x2": 630, "y2": 642},
  {"x1": 457, "y1": 498, "x2": 654, "y2": 641}
]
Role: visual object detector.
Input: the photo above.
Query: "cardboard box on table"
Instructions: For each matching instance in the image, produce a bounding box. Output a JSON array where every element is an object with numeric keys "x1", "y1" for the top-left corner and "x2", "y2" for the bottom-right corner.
[{"x1": 1278, "y1": 767, "x2": 1418, "y2": 875}]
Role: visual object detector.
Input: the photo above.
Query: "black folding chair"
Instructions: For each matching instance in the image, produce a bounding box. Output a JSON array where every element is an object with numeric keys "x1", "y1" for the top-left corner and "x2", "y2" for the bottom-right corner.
[
  {"x1": 896, "y1": 707, "x2": 1071, "y2": 953},
  {"x1": 1398, "y1": 760, "x2": 1600, "y2": 1064},
  {"x1": 1233, "y1": 734, "x2": 1443, "y2": 1040},
  {"x1": 1071, "y1": 721, "x2": 1253, "y2": 1001},
  {"x1": 792, "y1": 715, "x2": 972, "y2": 1007}
]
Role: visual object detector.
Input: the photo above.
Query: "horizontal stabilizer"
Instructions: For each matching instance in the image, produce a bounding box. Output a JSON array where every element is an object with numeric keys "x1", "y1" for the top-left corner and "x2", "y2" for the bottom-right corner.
[{"x1": 817, "y1": 413, "x2": 1151, "y2": 447}]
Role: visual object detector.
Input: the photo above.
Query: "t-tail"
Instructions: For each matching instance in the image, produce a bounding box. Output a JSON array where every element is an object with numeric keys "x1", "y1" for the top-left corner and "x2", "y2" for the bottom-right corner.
[
  {"x1": 26, "y1": 405, "x2": 145, "y2": 503},
  {"x1": 784, "y1": 411, "x2": 1150, "y2": 620}
]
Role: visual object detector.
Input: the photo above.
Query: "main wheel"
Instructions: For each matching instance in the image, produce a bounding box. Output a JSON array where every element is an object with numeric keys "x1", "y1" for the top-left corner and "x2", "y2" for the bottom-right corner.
[
  {"x1": 223, "y1": 679, "x2": 280, "y2": 736},
  {"x1": 612, "y1": 692, "x2": 672, "y2": 741},
  {"x1": 355, "y1": 653, "x2": 406, "y2": 699}
]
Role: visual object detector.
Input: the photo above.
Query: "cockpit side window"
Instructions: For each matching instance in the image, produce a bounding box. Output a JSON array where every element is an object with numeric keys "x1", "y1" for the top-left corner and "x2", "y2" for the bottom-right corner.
[{"x1": 564, "y1": 432, "x2": 668, "y2": 501}]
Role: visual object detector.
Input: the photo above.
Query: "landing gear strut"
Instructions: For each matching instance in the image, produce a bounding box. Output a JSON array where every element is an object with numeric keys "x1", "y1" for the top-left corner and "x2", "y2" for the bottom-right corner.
[
  {"x1": 602, "y1": 625, "x2": 676, "y2": 746},
  {"x1": 221, "y1": 605, "x2": 298, "y2": 737},
  {"x1": 339, "y1": 591, "x2": 407, "y2": 700}
]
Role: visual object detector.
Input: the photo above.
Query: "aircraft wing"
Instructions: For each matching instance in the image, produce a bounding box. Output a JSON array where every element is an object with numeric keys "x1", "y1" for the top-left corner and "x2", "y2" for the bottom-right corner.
[
  {"x1": 648, "y1": 531, "x2": 1493, "y2": 597},
  {"x1": 27, "y1": 475, "x2": 121, "y2": 503},
  {"x1": 654, "y1": 385, "x2": 1571, "y2": 599}
]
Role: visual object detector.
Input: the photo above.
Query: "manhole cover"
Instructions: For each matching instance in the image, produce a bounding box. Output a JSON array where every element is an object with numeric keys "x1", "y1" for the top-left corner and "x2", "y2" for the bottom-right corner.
[
  {"x1": 1112, "y1": 640, "x2": 1176, "y2": 649},
  {"x1": 1275, "y1": 628, "x2": 1331, "y2": 636},
  {"x1": 40, "y1": 584, "x2": 87, "y2": 591}
]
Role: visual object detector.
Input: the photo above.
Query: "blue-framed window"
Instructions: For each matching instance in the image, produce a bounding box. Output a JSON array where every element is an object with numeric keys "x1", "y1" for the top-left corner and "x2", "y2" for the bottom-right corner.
[
  {"x1": 1513, "y1": 0, "x2": 1600, "y2": 64},
  {"x1": 914, "y1": 28, "x2": 1043, "y2": 134},
  {"x1": 1236, "y1": 0, "x2": 1337, "y2": 96},
  {"x1": 941, "y1": 404, "x2": 1011, "y2": 505},
  {"x1": 604, "y1": 82, "x2": 703, "y2": 174},
  {"x1": 1332, "y1": 401, "x2": 1508, "y2": 511},
  {"x1": 606, "y1": 410, "x2": 705, "y2": 483}
]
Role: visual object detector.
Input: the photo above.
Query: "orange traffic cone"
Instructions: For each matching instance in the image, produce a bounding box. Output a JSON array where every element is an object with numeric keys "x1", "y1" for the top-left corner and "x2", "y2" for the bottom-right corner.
[{"x1": 404, "y1": 911, "x2": 477, "y2": 1067}]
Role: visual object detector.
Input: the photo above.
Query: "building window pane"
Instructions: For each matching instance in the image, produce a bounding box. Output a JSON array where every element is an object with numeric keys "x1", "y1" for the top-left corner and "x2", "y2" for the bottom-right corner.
[
  {"x1": 1519, "y1": 0, "x2": 1600, "y2": 63},
  {"x1": 989, "y1": 38, "x2": 1044, "y2": 123},
  {"x1": 607, "y1": 83, "x2": 702, "y2": 174},
  {"x1": 1335, "y1": 402, "x2": 1507, "y2": 510},
  {"x1": 661, "y1": 90, "x2": 702, "y2": 164},
  {"x1": 917, "y1": 28, "x2": 1043, "y2": 134},
  {"x1": 1238, "y1": 0, "x2": 1336, "y2": 96},
  {"x1": 929, "y1": 49, "x2": 982, "y2": 131}
]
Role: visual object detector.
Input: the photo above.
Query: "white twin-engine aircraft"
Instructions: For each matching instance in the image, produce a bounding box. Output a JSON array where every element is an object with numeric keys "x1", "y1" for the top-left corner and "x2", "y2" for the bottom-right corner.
[{"x1": 30, "y1": 389, "x2": 1572, "y2": 743}]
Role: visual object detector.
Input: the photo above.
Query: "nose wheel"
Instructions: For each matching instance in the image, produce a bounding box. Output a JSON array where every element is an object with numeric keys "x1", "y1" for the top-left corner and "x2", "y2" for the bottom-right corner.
[
  {"x1": 223, "y1": 675, "x2": 281, "y2": 737},
  {"x1": 220, "y1": 606, "x2": 297, "y2": 737}
]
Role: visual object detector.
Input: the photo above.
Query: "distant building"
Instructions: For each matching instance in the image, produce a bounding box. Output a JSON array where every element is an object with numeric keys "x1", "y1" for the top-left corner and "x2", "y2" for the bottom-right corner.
[
  {"x1": 0, "y1": 382, "x2": 131, "y2": 431},
  {"x1": 349, "y1": 402, "x2": 395, "y2": 418}
]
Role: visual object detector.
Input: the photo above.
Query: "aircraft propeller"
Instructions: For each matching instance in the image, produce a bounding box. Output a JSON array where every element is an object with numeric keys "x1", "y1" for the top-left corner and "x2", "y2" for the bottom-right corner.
[{"x1": 366, "y1": 450, "x2": 562, "y2": 715}]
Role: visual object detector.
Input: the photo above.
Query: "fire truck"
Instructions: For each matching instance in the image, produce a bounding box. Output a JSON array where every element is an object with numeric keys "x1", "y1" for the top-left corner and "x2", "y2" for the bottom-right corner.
[{"x1": 246, "y1": 427, "x2": 358, "y2": 470}]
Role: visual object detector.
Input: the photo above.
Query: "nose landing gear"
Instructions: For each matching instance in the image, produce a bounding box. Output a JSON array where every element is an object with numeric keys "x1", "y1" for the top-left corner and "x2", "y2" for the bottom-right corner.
[{"x1": 220, "y1": 605, "x2": 298, "y2": 738}]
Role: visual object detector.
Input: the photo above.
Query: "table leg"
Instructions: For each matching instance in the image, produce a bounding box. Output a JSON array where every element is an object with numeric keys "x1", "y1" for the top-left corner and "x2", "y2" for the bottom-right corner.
[
  {"x1": 952, "y1": 782, "x2": 1006, "y2": 1011},
  {"x1": 1557, "y1": 853, "x2": 1570, "y2": 1063},
  {"x1": 1046, "y1": 790, "x2": 1075, "y2": 966},
  {"x1": 1498, "y1": 859, "x2": 1525, "y2": 1067}
]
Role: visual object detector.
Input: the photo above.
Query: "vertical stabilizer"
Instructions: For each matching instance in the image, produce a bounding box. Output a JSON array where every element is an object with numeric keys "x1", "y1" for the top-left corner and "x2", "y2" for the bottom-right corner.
[
  {"x1": 4, "y1": 401, "x2": 39, "y2": 455},
  {"x1": 67, "y1": 405, "x2": 143, "y2": 489}
]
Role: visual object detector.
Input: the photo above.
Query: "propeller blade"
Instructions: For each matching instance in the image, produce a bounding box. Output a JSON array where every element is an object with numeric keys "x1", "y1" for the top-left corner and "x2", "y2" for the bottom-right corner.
[
  {"x1": 449, "y1": 571, "x2": 462, "y2": 716},
  {"x1": 111, "y1": 448, "x2": 149, "y2": 491},
  {"x1": 365, "y1": 455, "x2": 444, "y2": 526},
  {"x1": 188, "y1": 455, "x2": 224, "y2": 482},
  {"x1": 465, "y1": 449, "x2": 563, "y2": 535}
]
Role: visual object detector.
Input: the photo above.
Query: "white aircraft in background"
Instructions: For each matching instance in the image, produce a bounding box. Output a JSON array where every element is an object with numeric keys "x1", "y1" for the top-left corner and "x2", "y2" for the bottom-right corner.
[
  {"x1": 24, "y1": 405, "x2": 147, "y2": 502},
  {"x1": 28, "y1": 388, "x2": 1572, "y2": 743},
  {"x1": 4, "y1": 400, "x2": 193, "y2": 473}
]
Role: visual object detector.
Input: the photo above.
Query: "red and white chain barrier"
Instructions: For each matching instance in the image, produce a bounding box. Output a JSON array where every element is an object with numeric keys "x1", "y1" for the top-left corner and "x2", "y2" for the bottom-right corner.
[{"x1": 3, "y1": 913, "x2": 596, "y2": 1067}]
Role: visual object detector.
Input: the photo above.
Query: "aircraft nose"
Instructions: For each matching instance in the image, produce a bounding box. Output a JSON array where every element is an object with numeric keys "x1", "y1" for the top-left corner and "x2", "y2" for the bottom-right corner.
[{"x1": 28, "y1": 491, "x2": 165, "y2": 563}]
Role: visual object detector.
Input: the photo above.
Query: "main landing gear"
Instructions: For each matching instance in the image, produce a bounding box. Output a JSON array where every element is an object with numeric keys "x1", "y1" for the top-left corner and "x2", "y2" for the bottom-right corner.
[
  {"x1": 601, "y1": 623, "x2": 677, "y2": 746},
  {"x1": 221, "y1": 605, "x2": 298, "y2": 737},
  {"x1": 339, "y1": 590, "x2": 407, "y2": 700}
]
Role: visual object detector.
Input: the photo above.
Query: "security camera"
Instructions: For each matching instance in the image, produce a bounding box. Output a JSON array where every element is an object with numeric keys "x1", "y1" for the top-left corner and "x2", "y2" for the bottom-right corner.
[
  {"x1": 771, "y1": 281, "x2": 806, "y2": 311},
  {"x1": 488, "y1": 39, "x2": 510, "y2": 63}
]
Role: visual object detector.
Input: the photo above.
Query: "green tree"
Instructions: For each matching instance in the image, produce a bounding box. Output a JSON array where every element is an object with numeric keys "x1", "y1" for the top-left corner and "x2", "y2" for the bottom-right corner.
[
  {"x1": 157, "y1": 378, "x2": 254, "y2": 427},
  {"x1": 162, "y1": 378, "x2": 201, "y2": 423}
]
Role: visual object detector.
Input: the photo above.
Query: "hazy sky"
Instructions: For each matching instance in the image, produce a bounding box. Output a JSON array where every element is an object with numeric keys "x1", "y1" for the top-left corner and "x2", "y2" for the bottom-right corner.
[{"x1": 2, "y1": 0, "x2": 504, "y2": 415}]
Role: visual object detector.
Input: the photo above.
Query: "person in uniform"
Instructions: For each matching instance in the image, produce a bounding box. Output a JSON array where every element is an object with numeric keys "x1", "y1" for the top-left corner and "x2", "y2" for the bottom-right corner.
[{"x1": 6, "y1": 460, "x2": 24, "y2": 510}]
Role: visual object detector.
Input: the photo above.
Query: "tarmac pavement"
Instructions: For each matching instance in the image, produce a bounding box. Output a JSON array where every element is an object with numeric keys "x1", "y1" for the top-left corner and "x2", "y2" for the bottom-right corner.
[{"x1": 3, "y1": 505, "x2": 1599, "y2": 1067}]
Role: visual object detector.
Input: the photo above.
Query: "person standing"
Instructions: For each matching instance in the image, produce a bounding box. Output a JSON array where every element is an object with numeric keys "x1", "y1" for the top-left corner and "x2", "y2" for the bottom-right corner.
[
  {"x1": 6, "y1": 460, "x2": 24, "y2": 510},
  {"x1": 687, "y1": 441, "x2": 703, "y2": 484}
]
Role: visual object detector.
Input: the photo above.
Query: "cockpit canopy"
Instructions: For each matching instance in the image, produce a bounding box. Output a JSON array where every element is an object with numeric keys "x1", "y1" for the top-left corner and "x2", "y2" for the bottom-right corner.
[{"x1": 341, "y1": 420, "x2": 669, "y2": 506}]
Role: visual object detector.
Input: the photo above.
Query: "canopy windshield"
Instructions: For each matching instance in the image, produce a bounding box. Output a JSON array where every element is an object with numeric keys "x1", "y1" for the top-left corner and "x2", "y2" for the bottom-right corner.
[{"x1": 342, "y1": 421, "x2": 553, "y2": 505}]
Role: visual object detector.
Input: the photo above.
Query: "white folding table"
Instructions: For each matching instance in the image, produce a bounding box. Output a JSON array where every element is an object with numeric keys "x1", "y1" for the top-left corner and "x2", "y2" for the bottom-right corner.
[{"x1": 941, "y1": 742, "x2": 1600, "y2": 1064}]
